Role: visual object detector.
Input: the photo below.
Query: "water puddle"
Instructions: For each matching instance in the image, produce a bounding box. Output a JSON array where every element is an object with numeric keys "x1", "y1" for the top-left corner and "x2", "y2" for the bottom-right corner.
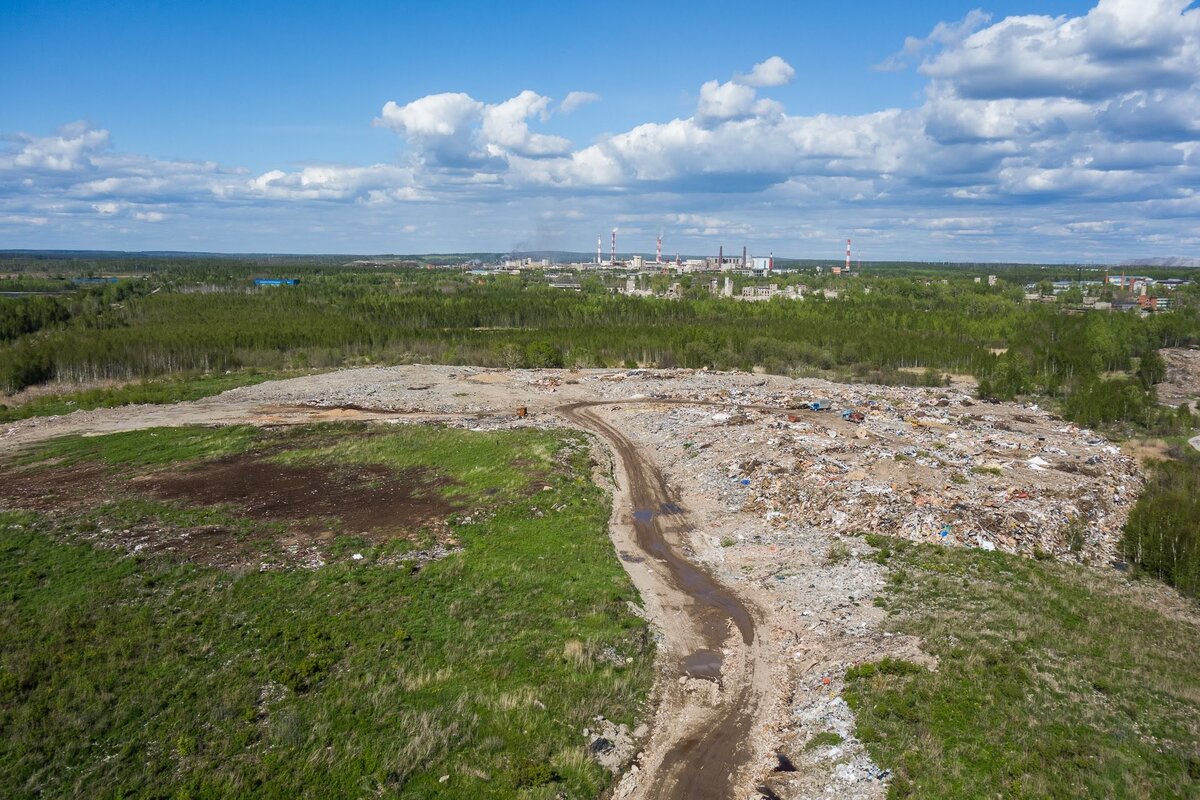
[{"x1": 682, "y1": 648, "x2": 723, "y2": 680}]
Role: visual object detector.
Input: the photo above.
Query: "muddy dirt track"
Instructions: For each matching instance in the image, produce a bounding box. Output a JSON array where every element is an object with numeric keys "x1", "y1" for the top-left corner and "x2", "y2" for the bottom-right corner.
[{"x1": 561, "y1": 402, "x2": 764, "y2": 800}]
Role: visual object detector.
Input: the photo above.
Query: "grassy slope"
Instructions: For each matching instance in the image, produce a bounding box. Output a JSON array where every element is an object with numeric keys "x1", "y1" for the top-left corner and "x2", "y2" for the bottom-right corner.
[
  {"x1": 0, "y1": 371, "x2": 285, "y2": 423},
  {"x1": 847, "y1": 538, "x2": 1200, "y2": 799},
  {"x1": 0, "y1": 424, "x2": 652, "y2": 799}
]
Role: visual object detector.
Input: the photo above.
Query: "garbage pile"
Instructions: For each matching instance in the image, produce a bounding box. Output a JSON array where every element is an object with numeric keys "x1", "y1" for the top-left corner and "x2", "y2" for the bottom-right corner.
[{"x1": 615, "y1": 380, "x2": 1141, "y2": 564}]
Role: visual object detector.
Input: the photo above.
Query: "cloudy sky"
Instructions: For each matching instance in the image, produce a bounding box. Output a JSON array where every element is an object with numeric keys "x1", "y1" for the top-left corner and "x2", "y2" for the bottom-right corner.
[{"x1": 2, "y1": 0, "x2": 1198, "y2": 261}]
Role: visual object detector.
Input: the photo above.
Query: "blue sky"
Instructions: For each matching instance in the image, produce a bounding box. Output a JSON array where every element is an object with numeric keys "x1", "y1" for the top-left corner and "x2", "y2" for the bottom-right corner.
[{"x1": 2, "y1": 0, "x2": 1198, "y2": 261}]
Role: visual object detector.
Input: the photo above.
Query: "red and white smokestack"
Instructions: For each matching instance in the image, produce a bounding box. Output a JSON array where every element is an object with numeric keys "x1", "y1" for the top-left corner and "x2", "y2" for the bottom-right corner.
[
  {"x1": 769, "y1": 251, "x2": 774, "y2": 272},
  {"x1": 656, "y1": 233, "x2": 662, "y2": 264},
  {"x1": 846, "y1": 239, "x2": 852, "y2": 272},
  {"x1": 596, "y1": 235, "x2": 601, "y2": 265},
  {"x1": 611, "y1": 229, "x2": 617, "y2": 265}
]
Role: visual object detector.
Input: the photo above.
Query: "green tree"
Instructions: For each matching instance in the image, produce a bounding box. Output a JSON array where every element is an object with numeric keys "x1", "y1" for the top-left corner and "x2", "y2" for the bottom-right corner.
[
  {"x1": 1137, "y1": 350, "x2": 1167, "y2": 389},
  {"x1": 524, "y1": 341, "x2": 563, "y2": 368}
]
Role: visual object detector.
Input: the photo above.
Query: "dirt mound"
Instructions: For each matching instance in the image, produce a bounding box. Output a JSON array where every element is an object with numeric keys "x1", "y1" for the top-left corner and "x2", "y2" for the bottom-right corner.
[
  {"x1": 142, "y1": 457, "x2": 455, "y2": 535},
  {"x1": 1156, "y1": 347, "x2": 1200, "y2": 409}
]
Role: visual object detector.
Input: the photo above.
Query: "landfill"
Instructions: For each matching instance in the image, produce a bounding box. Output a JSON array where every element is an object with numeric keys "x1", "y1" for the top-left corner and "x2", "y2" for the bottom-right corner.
[
  {"x1": 0, "y1": 364, "x2": 1147, "y2": 800},
  {"x1": 574, "y1": 371, "x2": 1140, "y2": 565}
]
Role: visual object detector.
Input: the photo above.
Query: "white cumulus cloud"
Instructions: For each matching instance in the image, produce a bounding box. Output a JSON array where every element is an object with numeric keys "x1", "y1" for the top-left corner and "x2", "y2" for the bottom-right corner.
[
  {"x1": 736, "y1": 56, "x2": 796, "y2": 87},
  {"x1": 481, "y1": 91, "x2": 571, "y2": 158},
  {"x1": 921, "y1": 0, "x2": 1200, "y2": 100}
]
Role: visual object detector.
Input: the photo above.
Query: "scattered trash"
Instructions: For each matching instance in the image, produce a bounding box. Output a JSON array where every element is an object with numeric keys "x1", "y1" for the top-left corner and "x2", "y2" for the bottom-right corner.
[
  {"x1": 587, "y1": 737, "x2": 614, "y2": 755},
  {"x1": 607, "y1": 374, "x2": 1140, "y2": 563}
]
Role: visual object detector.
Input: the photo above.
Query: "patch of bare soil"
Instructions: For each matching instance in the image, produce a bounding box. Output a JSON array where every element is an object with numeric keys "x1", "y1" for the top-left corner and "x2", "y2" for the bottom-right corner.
[
  {"x1": 1121, "y1": 437, "x2": 1175, "y2": 464},
  {"x1": 143, "y1": 457, "x2": 455, "y2": 535},
  {"x1": 0, "y1": 455, "x2": 458, "y2": 570},
  {"x1": 0, "y1": 461, "x2": 115, "y2": 513}
]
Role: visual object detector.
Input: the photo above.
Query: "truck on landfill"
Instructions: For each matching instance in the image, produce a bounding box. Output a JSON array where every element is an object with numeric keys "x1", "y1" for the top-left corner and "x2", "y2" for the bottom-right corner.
[
  {"x1": 841, "y1": 409, "x2": 865, "y2": 423},
  {"x1": 809, "y1": 399, "x2": 832, "y2": 411}
]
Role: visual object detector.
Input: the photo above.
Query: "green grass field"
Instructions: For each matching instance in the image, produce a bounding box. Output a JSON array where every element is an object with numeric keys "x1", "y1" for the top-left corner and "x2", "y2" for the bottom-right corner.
[
  {"x1": 848, "y1": 537, "x2": 1200, "y2": 799},
  {"x1": 0, "y1": 424, "x2": 653, "y2": 799}
]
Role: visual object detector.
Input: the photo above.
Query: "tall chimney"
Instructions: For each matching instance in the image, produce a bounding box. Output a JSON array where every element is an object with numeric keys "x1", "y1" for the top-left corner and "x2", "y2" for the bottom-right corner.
[
  {"x1": 742, "y1": 245, "x2": 747, "y2": 268},
  {"x1": 846, "y1": 239, "x2": 852, "y2": 273},
  {"x1": 611, "y1": 229, "x2": 617, "y2": 265},
  {"x1": 719, "y1": 245, "x2": 723, "y2": 270}
]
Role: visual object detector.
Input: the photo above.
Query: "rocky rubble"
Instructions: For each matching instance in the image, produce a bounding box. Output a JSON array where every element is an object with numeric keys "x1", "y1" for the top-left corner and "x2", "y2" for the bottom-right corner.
[{"x1": 587, "y1": 376, "x2": 1140, "y2": 564}]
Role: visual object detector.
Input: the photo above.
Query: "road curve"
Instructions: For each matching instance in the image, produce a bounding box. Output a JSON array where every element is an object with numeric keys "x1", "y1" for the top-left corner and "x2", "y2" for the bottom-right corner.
[{"x1": 558, "y1": 401, "x2": 765, "y2": 800}]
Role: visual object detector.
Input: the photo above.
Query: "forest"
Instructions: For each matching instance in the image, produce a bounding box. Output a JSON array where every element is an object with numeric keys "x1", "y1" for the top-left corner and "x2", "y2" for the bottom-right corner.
[{"x1": 3, "y1": 262, "x2": 1198, "y2": 413}]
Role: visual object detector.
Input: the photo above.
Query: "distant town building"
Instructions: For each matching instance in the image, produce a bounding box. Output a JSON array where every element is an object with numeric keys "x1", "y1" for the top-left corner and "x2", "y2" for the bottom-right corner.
[
  {"x1": 736, "y1": 283, "x2": 803, "y2": 302},
  {"x1": 708, "y1": 255, "x2": 744, "y2": 271},
  {"x1": 750, "y1": 256, "x2": 773, "y2": 276}
]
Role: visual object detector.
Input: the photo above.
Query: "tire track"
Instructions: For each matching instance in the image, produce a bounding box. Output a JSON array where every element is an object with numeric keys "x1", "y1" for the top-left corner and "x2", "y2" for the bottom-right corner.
[{"x1": 559, "y1": 401, "x2": 768, "y2": 800}]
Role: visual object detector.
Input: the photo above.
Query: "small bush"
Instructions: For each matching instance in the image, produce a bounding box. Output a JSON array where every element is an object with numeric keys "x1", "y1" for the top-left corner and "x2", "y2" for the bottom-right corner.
[
  {"x1": 825, "y1": 541, "x2": 852, "y2": 565},
  {"x1": 511, "y1": 759, "x2": 559, "y2": 788}
]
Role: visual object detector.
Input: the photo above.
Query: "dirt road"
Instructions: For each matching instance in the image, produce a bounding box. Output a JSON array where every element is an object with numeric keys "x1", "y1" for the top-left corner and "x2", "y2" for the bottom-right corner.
[{"x1": 560, "y1": 403, "x2": 768, "y2": 799}]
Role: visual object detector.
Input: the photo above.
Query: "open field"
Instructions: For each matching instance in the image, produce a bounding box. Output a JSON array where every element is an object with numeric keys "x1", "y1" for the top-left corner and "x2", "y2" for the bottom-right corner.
[
  {"x1": 4, "y1": 364, "x2": 1194, "y2": 798},
  {"x1": 0, "y1": 423, "x2": 653, "y2": 798}
]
